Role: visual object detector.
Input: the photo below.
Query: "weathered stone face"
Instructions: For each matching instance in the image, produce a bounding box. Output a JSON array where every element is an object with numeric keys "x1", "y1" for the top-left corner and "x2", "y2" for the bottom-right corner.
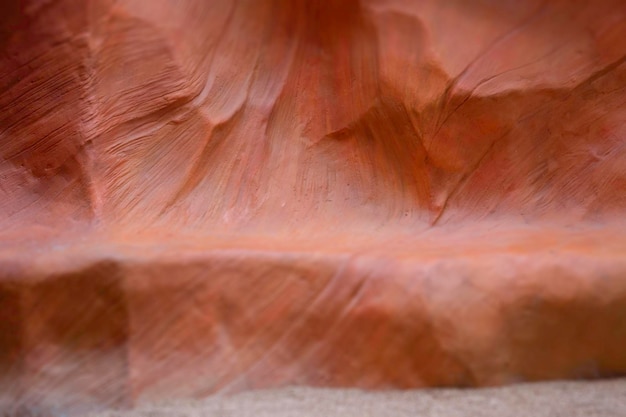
[{"x1": 1, "y1": 0, "x2": 625, "y2": 414}]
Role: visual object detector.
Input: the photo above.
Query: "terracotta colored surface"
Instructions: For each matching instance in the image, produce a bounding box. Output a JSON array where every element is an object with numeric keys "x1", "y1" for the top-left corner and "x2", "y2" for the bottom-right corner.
[{"x1": 1, "y1": 0, "x2": 625, "y2": 414}]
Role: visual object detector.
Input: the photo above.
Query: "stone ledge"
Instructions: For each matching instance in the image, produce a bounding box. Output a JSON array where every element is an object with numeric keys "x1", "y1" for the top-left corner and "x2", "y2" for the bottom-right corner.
[{"x1": 1, "y1": 224, "x2": 625, "y2": 413}]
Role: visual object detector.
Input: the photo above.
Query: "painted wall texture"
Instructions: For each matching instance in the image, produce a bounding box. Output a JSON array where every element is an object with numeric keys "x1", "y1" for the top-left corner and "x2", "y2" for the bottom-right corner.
[{"x1": 0, "y1": 0, "x2": 625, "y2": 415}]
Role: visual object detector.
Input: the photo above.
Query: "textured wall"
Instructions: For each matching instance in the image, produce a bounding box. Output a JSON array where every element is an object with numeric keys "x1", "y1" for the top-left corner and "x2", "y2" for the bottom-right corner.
[
  {"x1": 2, "y1": 0, "x2": 625, "y2": 235},
  {"x1": 0, "y1": 0, "x2": 625, "y2": 415}
]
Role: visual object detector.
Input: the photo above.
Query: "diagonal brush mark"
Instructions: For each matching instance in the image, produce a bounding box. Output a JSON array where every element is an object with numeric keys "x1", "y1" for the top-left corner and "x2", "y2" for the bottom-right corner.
[
  {"x1": 432, "y1": 43, "x2": 566, "y2": 142},
  {"x1": 216, "y1": 256, "x2": 355, "y2": 394},
  {"x1": 573, "y1": 54, "x2": 626, "y2": 91},
  {"x1": 158, "y1": 104, "x2": 247, "y2": 216},
  {"x1": 293, "y1": 269, "x2": 374, "y2": 367},
  {"x1": 517, "y1": 53, "x2": 626, "y2": 126},
  {"x1": 431, "y1": 128, "x2": 512, "y2": 226},
  {"x1": 428, "y1": 2, "x2": 549, "y2": 151}
]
